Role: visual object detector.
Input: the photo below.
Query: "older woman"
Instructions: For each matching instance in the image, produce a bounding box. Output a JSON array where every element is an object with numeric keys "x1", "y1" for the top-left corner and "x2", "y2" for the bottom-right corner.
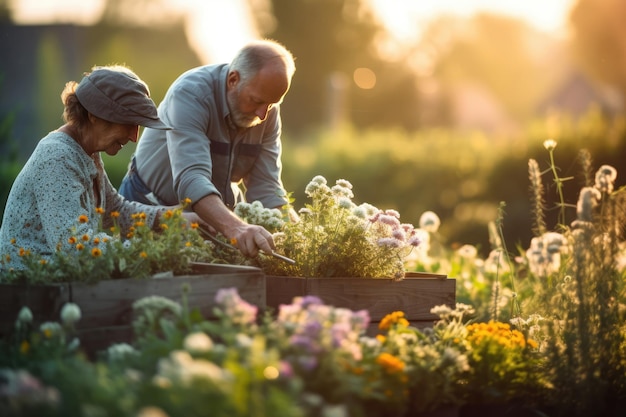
[{"x1": 0, "y1": 65, "x2": 200, "y2": 270}]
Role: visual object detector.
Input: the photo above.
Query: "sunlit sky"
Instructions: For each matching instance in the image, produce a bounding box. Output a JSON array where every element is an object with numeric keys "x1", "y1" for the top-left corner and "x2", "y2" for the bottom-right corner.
[{"x1": 8, "y1": 0, "x2": 576, "y2": 63}]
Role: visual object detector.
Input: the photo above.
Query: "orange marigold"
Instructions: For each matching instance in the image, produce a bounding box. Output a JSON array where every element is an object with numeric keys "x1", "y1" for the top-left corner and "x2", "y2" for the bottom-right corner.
[
  {"x1": 379, "y1": 311, "x2": 409, "y2": 331},
  {"x1": 76, "y1": 243, "x2": 84, "y2": 251},
  {"x1": 78, "y1": 214, "x2": 89, "y2": 223},
  {"x1": 95, "y1": 207, "x2": 105, "y2": 214},
  {"x1": 111, "y1": 211, "x2": 120, "y2": 218},
  {"x1": 91, "y1": 247, "x2": 102, "y2": 257},
  {"x1": 376, "y1": 352, "x2": 405, "y2": 374}
]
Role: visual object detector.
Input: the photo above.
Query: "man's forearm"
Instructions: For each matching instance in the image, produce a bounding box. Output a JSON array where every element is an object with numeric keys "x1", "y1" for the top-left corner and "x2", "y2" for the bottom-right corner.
[{"x1": 192, "y1": 194, "x2": 246, "y2": 239}]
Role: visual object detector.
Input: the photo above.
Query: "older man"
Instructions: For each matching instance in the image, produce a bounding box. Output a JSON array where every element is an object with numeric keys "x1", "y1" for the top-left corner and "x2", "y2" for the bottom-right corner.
[{"x1": 119, "y1": 39, "x2": 296, "y2": 258}]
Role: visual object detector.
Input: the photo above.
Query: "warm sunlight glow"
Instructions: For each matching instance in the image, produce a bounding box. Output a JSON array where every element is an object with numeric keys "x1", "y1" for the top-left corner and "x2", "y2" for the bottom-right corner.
[
  {"x1": 9, "y1": 0, "x2": 575, "y2": 63},
  {"x1": 8, "y1": 0, "x2": 257, "y2": 63},
  {"x1": 353, "y1": 67, "x2": 376, "y2": 89},
  {"x1": 371, "y1": 0, "x2": 576, "y2": 41},
  {"x1": 183, "y1": 0, "x2": 258, "y2": 63},
  {"x1": 8, "y1": 0, "x2": 106, "y2": 25}
]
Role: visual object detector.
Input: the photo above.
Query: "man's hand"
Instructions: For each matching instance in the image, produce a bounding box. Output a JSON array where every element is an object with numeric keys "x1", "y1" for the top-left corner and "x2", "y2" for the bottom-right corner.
[
  {"x1": 192, "y1": 194, "x2": 275, "y2": 258},
  {"x1": 230, "y1": 224, "x2": 275, "y2": 258}
]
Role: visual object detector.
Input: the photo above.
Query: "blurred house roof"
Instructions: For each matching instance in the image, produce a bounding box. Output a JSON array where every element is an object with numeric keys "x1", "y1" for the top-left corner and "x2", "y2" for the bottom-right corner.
[{"x1": 536, "y1": 69, "x2": 624, "y2": 118}]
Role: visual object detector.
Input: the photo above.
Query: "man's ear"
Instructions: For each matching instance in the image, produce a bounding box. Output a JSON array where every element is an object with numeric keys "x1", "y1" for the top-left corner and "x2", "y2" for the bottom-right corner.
[{"x1": 227, "y1": 70, "x2": 240, "y2": 89}]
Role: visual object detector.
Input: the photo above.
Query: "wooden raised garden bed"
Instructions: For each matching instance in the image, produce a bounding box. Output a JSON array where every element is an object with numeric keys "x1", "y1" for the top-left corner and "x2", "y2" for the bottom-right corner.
[
  {"x1": 0, "y1": 263, "x2": 266, "y2": 357},
  {"x1": 265, "y1": 272, "x2": 456, "y2": 333}
]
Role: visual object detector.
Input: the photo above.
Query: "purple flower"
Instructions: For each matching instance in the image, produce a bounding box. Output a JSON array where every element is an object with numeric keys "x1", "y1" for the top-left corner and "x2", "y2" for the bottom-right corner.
[
  {"x1": 331, "y1": 322, "x2": 351, "y2": 347},
  {"x1": 378, "y1": 214, "x2": 401, "y2": 227},
  {"x1": 351, "y1": 309, "x2": 371, "y2": 330},
  {"x1": 378, "y1": 237, "x2": 401, "y2": 248},
  {"x1": 299, "y1": 295, "x2": 323, "y2": 308}
]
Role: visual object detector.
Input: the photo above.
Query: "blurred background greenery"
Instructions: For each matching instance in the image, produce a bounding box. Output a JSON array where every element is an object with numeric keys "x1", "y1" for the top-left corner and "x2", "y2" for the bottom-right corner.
[{"x1": 1, "y1": 0, "x2": 625, "y2": 256}]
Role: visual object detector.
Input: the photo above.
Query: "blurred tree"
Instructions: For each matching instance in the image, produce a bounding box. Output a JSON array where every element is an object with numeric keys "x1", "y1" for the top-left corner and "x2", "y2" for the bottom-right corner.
[
  {"x1": 250, "y1": 0, "x2": 423, "y2": 133},
  {"x1": 570, "y1": 0, "x2": 626, "y2": 101}
]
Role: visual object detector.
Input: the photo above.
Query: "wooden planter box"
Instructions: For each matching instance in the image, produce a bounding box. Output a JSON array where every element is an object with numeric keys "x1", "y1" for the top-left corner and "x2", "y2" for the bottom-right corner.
[
  {"x1": 266, "y1": 272, "x2": 456, "y2": 334},
  {"x1": 0, "y1": 263, "x2": 265, "y2": 357}
]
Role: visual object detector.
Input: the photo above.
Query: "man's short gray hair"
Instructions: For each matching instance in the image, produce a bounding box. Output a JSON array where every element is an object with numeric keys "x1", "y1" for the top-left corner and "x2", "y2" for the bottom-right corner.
[{"x1": 230, "y1": 39, "x2": 296, "y2": 85}]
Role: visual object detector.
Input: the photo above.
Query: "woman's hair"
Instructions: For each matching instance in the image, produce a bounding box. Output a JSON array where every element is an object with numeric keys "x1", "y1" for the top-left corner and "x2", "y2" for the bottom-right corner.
[
  {"x1": 61, "y1": 81, "x2": 90, "y2": 128},
  {"x1": 230, "y1": 39, "x2": 296, "y2": 85}
]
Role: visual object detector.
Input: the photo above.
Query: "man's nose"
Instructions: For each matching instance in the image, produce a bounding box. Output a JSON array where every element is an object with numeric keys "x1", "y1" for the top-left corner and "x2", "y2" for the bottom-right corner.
[{"x1": 255, "y1": 104, "x2": 271, "y2": 121}]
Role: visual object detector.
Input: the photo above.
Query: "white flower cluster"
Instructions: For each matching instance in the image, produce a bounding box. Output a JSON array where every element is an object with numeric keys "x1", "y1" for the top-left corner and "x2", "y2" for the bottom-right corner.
[
  {"x1": 525, "y1": 232, "x2": 569, "y2": 278},
  {"x1": 234, "y1": 200, "x2": 285, "y2": 233}
]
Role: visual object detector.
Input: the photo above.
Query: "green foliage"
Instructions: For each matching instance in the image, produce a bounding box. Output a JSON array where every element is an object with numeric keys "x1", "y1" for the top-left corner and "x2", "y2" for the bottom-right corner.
[
  {"x1": 250, "y1": 175, "x2": 420, "y2": 278},
  {"x1": 0, "y1": 207, "x2": 220, "y2": 284}
]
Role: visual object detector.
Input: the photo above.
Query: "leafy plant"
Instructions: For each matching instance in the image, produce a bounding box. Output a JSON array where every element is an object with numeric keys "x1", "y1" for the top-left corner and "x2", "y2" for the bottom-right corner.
[
  {"x1": 0, "y1": 206, "x2": 220, "y2": 284},
  {"x1": 243, "y1": 175, "x2": 422, "y2": 278}
]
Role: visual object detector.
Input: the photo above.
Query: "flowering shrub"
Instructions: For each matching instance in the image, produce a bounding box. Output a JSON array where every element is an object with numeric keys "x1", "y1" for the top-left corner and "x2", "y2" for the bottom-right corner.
[
  {"x1": 247, "y1": 175, "x2": 422, "y2": 278},
  {"x1": 0, "y1": 288, "x2": 556, "y2": 417},
  {"x1": 0, "y1": 205, "x2": 219, "y2": 284}
]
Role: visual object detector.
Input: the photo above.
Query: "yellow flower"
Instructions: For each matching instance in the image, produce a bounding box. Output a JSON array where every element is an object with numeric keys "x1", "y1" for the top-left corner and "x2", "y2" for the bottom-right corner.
[
  {"x1": 18, "y1": 247, "x2": 26, "y2": 257},
  {"x1": 135, "y1": 221, "x2": 145, "y2": 228},
  {"x1": 95, "y1": 207, "x2": 105, "y2": 214},
  {"x1": 184, "y1": 197, "x2": 192, "y2": 205},
  {"x1": 93, "y1": 237, "x2": 100, "y2": 245},
  {"x1": 160, "y1": 223, "x2": 169, "y2": 230},
  {"x1": 78, "y1": 214, "x2": 89, "y2": 223},
  {"x1": 127, "y1": 232, "x2": 134, "y2": 239},
  {"x1": 111, "y1": 211, "x2": 120, "y2": 218},
  {"x1": 91, "y1": 247, "x2": 102, "y2": 257},
  {"x1": 82, "y1": 234, "x2": 90, "y2": 242},
  {"x1": 140, "y1": 251, "x2": 148, "y2": 258},
  {"x1": 185, "y1": 241, "x2": 192, "y2": 247},
  {"x1": 39, "y1": 259, "x2": 47, "y2": 265},
  {"x1": 68, "y1": 236, "x2": 77, "y2": 244},
  {"x1": 20, "y1": 340, "x2": 30, "y2": 354},
  {"x1": 76, "y1": 243, "x2": 85, "y2": 251},
  {"x1": 376, "y1": 352, "x2": 405, "y2": 374},
  {"x1": 164, "y1": 210, "x2": 174, "y2": 219},
  {"x1": 10, "y1": 238, "x2": 16, "y2": 245},
  {"x1": 379, "y1": 311, "x2": 409, "y2": 330},
  {"x1": 191, "y1": 222, "x2": 199, "y2": 229},
  {"x1": 230, "y1": 237, "x2": 238, "y2": 246}
]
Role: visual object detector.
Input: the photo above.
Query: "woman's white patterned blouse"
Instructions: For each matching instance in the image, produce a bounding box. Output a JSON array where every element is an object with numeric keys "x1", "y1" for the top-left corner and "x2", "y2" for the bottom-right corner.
[{"x1": 0, "y1": 131, "x2": 163, "y2": 270}]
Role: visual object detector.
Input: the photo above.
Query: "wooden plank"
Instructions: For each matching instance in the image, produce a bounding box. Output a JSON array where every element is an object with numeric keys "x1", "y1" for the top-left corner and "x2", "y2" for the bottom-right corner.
[
  {"x1": 70, "y1": 264, "x2": 266, "y2": 330},
  {"x1": 305, "y1": 277, "x2": 455, "y2": 321},
  {"x1": 0, "y1": 283, "x2": 70, "y2": 339},
  {"x1": 77, "y1": 325, "x2": 134, "y2": 360},
  {"x1": 265, "y1": 276, "x2": 307, "y2": 310},
  {"x1": 266, "y1": 275, "x2": 456, "y2": 321}
]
